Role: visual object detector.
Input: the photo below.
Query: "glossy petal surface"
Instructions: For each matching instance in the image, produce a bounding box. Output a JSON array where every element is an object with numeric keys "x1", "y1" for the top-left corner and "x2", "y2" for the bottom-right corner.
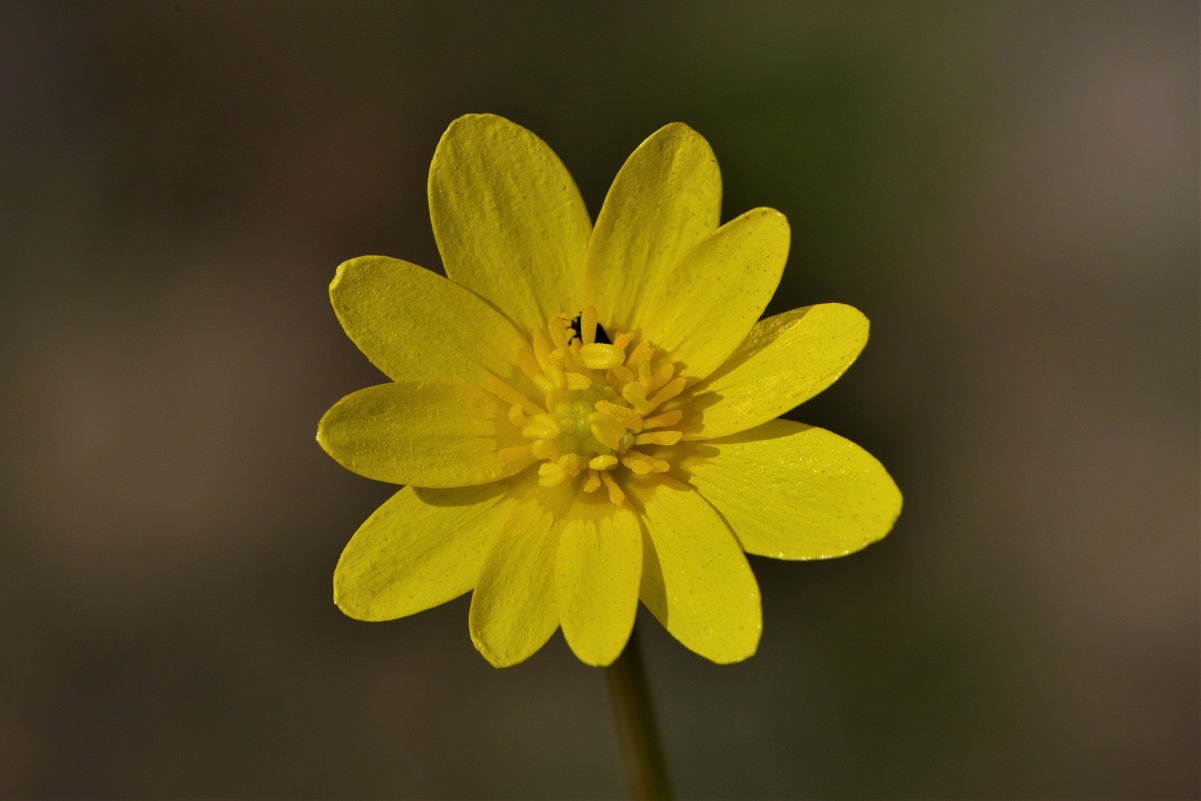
[
  {"x1": 687, "y1": 304, "x2": 869, "y2": 440},
  {"x1": 684, "y1": 419, "x2": 901, "y2": 559},
  {"x1": 469, "y1": 496, "x2": 561, "y2": 667},
  {"x1": 330, "y1": 255, "x2": 528, "y2": 384},
  {"x1": 429, "y1": 114, "x2": 592, "y2": 333},
  {"x1": 555, "y1": 498, "x2": 643, "y2": 666},
  {"x1": 334, "y1": 482, "x2": 516, "y2": 621},
  {"x1": 585, "y1": 123, "x2": 721, "y2": 333},
  {"x1": 639, "y1": 207, "x2": 789, "y2": 380},
  {"x1": 317, "y1": 382, "x2": 530, "y2": 488},
  {"x1": 633, "y1": 478, "x2": 761, "y2": 663}
]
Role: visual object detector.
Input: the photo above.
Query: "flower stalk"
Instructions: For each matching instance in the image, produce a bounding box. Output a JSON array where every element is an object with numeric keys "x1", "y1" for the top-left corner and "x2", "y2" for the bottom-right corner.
[{"x1": 606, "y1": 627, "x2": 673, "y2": 800}]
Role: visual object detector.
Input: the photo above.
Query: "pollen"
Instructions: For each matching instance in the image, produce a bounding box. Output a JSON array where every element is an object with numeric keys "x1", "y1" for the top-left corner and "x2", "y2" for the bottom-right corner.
[{"x1": 485, "y1": 306, "x2": 689, "y2": 506}]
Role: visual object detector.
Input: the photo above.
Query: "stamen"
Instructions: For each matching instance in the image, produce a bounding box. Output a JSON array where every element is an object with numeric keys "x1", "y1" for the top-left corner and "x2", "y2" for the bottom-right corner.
[
  {"x1": 621, "y1": 382, "x2": 650, "y2": 414},
  {"x1": 495, "y1": 311, "x2": 692, "y2": 507},
  {"x1": 559, "y1": 453, "x2": 582, "y2": 474},
  {"x1": 646, "y1": 376, "x2": 687, "y2": 412},
  {"x1": 530, "y1": 439, "x2": 561, "y2": 460},
  {"x1": 599, "y1": 470, "x2": 625, "y2": 505},
  {"x1": 546, "y1": 364, "x2": 567, "y2": 391},
  {"x1": 581, "y1": 305, "x2": 598, "y2": 346},
  {"x1": 583, "y1": 469, "x2": 602, "y2": 493},
  {"x1": 537, "y1": 454, "x2": 582, "y2": 488},
  {"x1": 648, "y1": 362, "x2": 675, "y2": 392},
  {"x1": 588, "y1": 413, "x2": 626, "y2": 451},
  {"x1": 487, "y1": 377, "x2": 544, "y2": 415},
  {"x1": 621, "y1": 451, "x2": 670, "y2": 475},
  {"x1": 548, "y1": 314, "x2": 573, "y2": 349},
  {"x1": 522, "y1": 414, "x2": 560, "y2": 440},
  {"x1": 634, "y1": 430, "x2": 682, "y2": 446},
  {"x1": 532, "y1": 330, "x2": 553, "y2": 372},
  {"x1": 517, "y1": 346, "x2": 541, "y2": 380},
  {"x1": 567, "y1": 338, "x2": 584, "y2": 366},
  {"x1": 508, "y1": 405, "x2": 529, "y2": 427},
  {"x1": 642, "y1": 409, "x2": 683, "y2": 429},
  {"x1": 581, "y1": 343, "x2": 625, "y2": 370},
  {"x1": 538, "y1": 462, "x2": 567, "y2": 487},
  {"x1": 594, "y1": 400, "x2": 643, "y2": 432},
  {"x1": 627, "y1": 341, "x2": 653, "y2": 370},
  {"x1": 588, "y1": 454, "x2": 618, "y2": 470},
  {"x1": 499, "y1": 444, "x2": 533, "y2": 462},
  {"x1": 565, "y1": 372, "x2": 591, "y2": 390},
  {"x1": 609, "y1": 364, "x2": 636, "y2": 385}
]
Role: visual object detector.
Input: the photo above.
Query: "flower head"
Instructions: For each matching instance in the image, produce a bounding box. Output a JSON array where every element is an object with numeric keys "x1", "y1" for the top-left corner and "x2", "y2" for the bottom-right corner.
[{"x1": 318, "y1": 114, "x2": 901, "y2": 667}]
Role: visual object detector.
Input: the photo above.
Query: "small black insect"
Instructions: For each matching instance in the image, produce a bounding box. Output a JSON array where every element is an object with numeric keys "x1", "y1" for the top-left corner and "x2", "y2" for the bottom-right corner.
[{"x1": 570, "y1": 312, "x2": 612, "y2": 345}]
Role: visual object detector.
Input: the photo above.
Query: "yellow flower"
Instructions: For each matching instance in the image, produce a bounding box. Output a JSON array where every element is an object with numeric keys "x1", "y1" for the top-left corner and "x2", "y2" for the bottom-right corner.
[{"x1": 318, "y1": 114, "x2": 901, "y2": 668}]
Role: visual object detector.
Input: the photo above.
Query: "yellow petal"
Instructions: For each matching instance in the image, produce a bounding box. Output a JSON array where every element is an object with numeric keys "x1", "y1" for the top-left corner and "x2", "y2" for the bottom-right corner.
[
  {"x1": 686, "y1": 304, "x2": 869, "y2": 440},
  {"x1": 429, "y1": 114, "x2": 592, "y2": 334},
  {"x1": 555, "y1": 497, "x2": 643, "y2": 666},
  {"x1": 583, "y1": 123, "x2": 721, "y2": 334},
  {"x1": 469, "y1": 494, "x2": 562, "y2": 667},
  {"x1": 638, "y1": 208, "x2": 789, "y2": 380},
  {"x1": 683, "y1": 420, "x2": 902, "y2": 559},
  {"x1": 333, "y1": 481, "x2": 518, "y2": 621},
  {"x1": 330, "y1": 255, "x2": 528, "y2": 385},
  {"x1": 316, "y1": 382, "x2": 531, "y2": 488},
  {"x1": 630, "y1": 478, "x2": 761, "y2": 663}
]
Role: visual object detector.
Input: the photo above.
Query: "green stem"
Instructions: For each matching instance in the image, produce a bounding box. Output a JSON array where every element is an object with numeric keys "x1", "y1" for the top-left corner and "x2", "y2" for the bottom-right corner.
[{"x1": 606, "y1": 627, "x2": 673, "y2": 800}]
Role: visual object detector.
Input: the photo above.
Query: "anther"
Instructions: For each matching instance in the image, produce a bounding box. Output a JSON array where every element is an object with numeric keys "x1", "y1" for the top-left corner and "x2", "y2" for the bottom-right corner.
[
  {"x1": 634, "y1": 430, "x2": 683, "y2": 446},
  {"x1": 538, "y1": 462, "x2": 566, "y2": 487},
  {"x1": 599, "y1": 470, "x2": 625, "y2": 505},
  {"x1": 498, "y1": 444, "x2": 533, "y2": 462},
  {"x1": 580, "y1": 343, "x2": 625, "y2": 370},
  {"x1": 487, "y1": 377, "x2": 543, "y2": 415},
  {"x1": 549, "y1": 315, "x2": 573, "y2": 349},
  {"x1": 532, "y1": 330, "x2": 553, "y2": 372},
  {"x1": 508, "y1": 405, "x2": 529, "y2": 426},
  {"x1": 648, "y1": 363, "x2": 675, "y2": 391},
  {"x1": 588, "y1": 454, "x2": 618, "y2": 470},
  {"x1": 594, "y1": 400, "x2": 643, "y2": 432},
  {"x1": 646, "y1": 376, "x2": 687, "y2": 412},
  {"x1": 627, "y1": 341, "x2": 653, "y2": 368},
  {"x1": 621, "y1": 451, "x2": 670, "y2": 475},
  {"x1": 609, "y1": 364, "x2": 636, "y2": 385},
  {"x1": 522, "y1": 414, "x2": 560, "y2": 440},
  {"x1": 530, "y1": 439, "x2": 561, "y2": 460},
  {"x1": 516, "y1": 346, "x2": 541, "y2": 380},
  {"x1": 621, "y1": 382, "x2": 650, "y2": 414},
  {"x1": 588, "y1": 413, "x2": 625, "y2": 451},
  {"x1": 580, "y1": 306, "x2": 598, "y2": 345},
  {"x1": 546, "y1": 364, "x2": 567, "y2": 391},
  {"x1": 583, "y1": 470, "x2": 602, "y2": 493},
  {"x1": 642, "y1": 410, "x2": 683, "y2": 429},
  {"x1": 565, "y1": 372, "x2": 591, "y2": 390}
]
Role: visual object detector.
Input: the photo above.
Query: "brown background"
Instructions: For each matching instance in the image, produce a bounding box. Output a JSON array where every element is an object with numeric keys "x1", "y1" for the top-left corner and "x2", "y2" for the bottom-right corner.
[{"x1": 2, "y1": 1, "x2": 1197, "y2": 798}]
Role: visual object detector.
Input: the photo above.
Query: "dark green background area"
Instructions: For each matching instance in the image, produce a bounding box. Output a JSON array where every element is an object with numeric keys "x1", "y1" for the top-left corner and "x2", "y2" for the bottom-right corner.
[{"x1": 2, "y1": 1, "x2": 1196, "y2": 798}]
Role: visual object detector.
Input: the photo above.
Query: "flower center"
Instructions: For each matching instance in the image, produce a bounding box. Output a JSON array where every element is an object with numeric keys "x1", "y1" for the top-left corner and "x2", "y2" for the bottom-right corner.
[{"x1": 485, "y1": 306, "x2": 687, "y2": 506}]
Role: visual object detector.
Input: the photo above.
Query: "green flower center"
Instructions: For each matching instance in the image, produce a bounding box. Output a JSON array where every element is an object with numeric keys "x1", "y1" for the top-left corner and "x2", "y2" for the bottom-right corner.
[{"x1": 485, "y1": 306, "x2": 687, "y2": 505}]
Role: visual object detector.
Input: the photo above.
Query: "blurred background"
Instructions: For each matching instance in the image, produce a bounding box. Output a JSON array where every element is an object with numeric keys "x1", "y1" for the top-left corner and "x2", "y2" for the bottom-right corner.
[{"x1": 1, "y1": 1, "x2": 1196, "y2": 798}]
